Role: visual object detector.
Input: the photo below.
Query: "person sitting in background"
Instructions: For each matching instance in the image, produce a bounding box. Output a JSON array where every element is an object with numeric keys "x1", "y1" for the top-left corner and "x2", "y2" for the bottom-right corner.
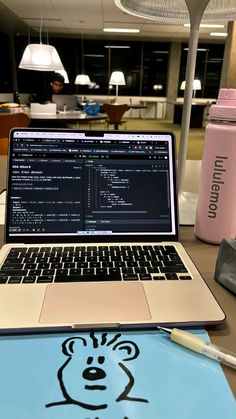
[{"x1": 32, "y1": 72, "x2": 67, "y2": 104}]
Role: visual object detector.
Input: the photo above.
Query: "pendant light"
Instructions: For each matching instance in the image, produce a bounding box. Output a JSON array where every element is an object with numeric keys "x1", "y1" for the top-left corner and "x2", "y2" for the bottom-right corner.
[
  {"x1": 19, "y1": 17, "x2": 64, "y2": 71},
  {"x1": 74, "y1": 32, "x2": 91, "y2": 85}
]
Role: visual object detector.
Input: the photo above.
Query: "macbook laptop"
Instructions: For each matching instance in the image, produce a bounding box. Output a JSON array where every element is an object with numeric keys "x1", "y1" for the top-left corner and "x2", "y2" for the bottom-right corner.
[
  {"x1": 52, "y1": 94, "x2": 78, "y2": 111},
  {"x1": 0, "y1": 128, "x2": 225, "y2": 333}
]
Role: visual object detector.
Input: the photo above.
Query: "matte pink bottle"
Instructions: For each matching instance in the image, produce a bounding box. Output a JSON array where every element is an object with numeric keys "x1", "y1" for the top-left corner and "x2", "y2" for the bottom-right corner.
[{"x1": 194, "y1": 89, "x2": 236, "y2": 244}]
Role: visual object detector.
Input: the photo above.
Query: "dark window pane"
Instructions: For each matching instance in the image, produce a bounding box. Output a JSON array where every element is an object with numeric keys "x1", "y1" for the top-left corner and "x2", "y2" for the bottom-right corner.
[
  {"x1": 179, "y1": 43, "x2": 224, "y2": 99},
  {"x1": 0, "y1": 31, "x2": 12, "y2": 92},
  {"x1": 142, "y1": 42, "x2": 169, "y2": 96}
]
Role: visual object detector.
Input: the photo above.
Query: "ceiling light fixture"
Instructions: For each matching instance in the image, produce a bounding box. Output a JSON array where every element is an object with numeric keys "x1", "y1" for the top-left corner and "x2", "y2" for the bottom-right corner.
[
  {"x1": 153, "y1": 50, "x2": 169, "y2": 54},
  {"x1": 210, "y1": 32, "x2": 228, "y2": 36},
  {"x1": 184, "y1": 48, "x2": 207, "y2": 51},
  {"x1": 19, "y1": 44, "x2": 64, "y2": 71},
  {"x1": 74, "y1": 32, "x2": 91, "y2": 85},
  {"x1": 184, "y1": 23, "x2": 225, "y2": 28},
  {"x1": 84, "y1": 54, "x2": 105, "y2": 57},
  {"x1": 103, "y1": 28, "x2": 140, "y2": 33},
  {"x1": 104, "y1": 45, "x2": 131, "y2": 49},
  {"x1": 19, "y1": 13, "x2": 64, "y2": 71}
]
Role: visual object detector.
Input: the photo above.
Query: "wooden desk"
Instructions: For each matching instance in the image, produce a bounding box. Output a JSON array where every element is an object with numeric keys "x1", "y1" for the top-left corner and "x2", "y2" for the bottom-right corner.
[
  {"x1": 173, "y1": 103, "x2": 207, "y2": 128},
  {"x1": 0, "y1": 225, "x2": 235, "y2": 396}
]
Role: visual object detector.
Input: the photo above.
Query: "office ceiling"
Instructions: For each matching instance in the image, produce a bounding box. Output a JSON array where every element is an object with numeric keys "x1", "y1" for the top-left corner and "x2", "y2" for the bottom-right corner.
[{"x1": 0, "y1": 0, "x2": 229, "y2": 42}]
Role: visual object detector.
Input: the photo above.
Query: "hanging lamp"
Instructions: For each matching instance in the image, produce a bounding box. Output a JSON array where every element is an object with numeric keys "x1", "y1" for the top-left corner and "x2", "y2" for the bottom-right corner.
[
  {"x1": 19, "y1": 17, "x2": 64, "y2": 71},
  {"x1": 74, "y1": 32, "x2": 91, "y2": 85}
]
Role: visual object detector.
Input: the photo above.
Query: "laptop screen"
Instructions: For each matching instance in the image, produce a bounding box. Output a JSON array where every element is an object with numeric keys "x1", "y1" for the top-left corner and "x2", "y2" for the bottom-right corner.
[
  {"x1": 6, "y1": 129, "x2": 178, "y2": 243},
  {"x1": 52, "y1": 95, "x2": 78, "y2": 111}
]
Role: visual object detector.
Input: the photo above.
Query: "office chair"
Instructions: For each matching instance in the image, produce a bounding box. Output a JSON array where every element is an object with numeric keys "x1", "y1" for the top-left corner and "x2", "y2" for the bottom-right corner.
[
  {"x1": 0, "y1": 112, "x2": 30, "y2": 155},
  {"x1": 103, "y1": 103, "x2": 129, "y2": 130}
]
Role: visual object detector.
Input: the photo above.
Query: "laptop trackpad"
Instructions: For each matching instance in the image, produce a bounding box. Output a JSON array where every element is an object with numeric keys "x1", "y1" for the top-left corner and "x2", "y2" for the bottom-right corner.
[{"x1": 40, "y1": 282, "x2": 151, "y2": 325}]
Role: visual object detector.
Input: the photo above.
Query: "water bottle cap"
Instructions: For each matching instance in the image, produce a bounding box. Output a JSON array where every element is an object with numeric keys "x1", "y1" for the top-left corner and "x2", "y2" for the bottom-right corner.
[
  {"x1": 218, "y1": 89, "x2": 236, "y2": 100},
  {"x1": 210, "y1": 88, "x2": 236, "y2": 121}
]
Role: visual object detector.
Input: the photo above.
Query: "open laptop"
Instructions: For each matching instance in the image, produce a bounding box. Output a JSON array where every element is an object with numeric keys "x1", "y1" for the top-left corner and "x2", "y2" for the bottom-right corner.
[
  {"x1": 52, "y1": 94, "x2": 78, "y2": 111},
  {"x1": 0, "y1": 128, "x2": 225, "y2": 333}
]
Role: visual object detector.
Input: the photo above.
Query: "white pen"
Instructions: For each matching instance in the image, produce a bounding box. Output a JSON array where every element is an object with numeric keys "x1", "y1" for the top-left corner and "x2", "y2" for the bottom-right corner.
[{"x1": 158, "y1": 326, "x2": 236, "y2": 370}]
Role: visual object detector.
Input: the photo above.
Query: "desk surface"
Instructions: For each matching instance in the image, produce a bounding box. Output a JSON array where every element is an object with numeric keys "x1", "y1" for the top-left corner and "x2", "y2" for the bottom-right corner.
[
  {"x1": 29, "y1": 111, "x2": 107, "y2": 121},
  {"x1": 0, "y1": 225, "x2": 235, "y2": 396}
]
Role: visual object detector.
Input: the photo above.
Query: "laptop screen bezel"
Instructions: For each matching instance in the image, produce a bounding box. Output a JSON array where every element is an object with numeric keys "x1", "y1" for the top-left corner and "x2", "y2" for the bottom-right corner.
[{"x1": 5, "y1": 128, "x2": 179, "y2": 244}]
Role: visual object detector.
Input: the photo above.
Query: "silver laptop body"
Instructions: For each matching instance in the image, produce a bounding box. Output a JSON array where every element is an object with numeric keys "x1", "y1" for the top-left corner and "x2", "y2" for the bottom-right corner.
[
  {"x1": 0, "y1": 128, "x2": 225, "y2": 333},
  {"x1": 52, "y1": 94, "x2": 78, "y2": 111}
]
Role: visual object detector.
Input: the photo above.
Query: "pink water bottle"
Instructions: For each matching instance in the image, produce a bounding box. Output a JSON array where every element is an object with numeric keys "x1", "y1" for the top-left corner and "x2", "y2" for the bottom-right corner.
[{"x1": 194, "y1": 89, "x2": 236, "y2": 244}]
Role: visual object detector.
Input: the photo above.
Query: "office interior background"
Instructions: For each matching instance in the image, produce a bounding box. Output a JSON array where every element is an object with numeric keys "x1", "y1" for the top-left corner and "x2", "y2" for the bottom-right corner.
[
  {"x1": 1, "y1": 35, "x2": 225, "y2": 99},
  {"x1": 0, "y1": 0, "x2": 231, "y2": 104}
]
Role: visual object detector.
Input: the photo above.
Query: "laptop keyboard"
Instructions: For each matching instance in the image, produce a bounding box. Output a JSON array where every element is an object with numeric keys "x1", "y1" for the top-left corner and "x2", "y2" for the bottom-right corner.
[{"x1": 0, "y1": 245, "x2": 192, "y2": 284}]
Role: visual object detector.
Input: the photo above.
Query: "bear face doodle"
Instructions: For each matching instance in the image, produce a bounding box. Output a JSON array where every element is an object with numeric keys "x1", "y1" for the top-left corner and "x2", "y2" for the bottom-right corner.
[{"x1": 46, "y1": 332, "x2": 148, "y2": 412}]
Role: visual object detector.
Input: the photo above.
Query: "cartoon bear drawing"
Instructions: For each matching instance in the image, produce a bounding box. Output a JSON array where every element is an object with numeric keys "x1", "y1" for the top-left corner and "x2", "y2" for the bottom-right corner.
[{"x1": 46, "y1": 331, "x2": 148, "y2": 414}]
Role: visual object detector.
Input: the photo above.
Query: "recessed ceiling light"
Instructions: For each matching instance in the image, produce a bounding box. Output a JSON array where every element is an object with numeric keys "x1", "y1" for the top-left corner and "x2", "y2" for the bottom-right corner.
[
  {"x1": 153, "y1": 51, "x2": 169, "y2": 54},
  {"x1": 210, "y1": 32, "x2": 227, "y2": 37},
  {"x1": 84, "y1": 54, "x2": 105, "y2": 57},
  {"x1": 184, "y1": 48, "x2": 207, "y2": 51},
  {"x1": 184, "y1": 23, "x2": 225, "y2": 28},
  {"x1": 103, "y1": 28, "x2": 140, "y2": 33},
  {"x1": 104, "y1": 45, "x2": 131, "y2": 49}
]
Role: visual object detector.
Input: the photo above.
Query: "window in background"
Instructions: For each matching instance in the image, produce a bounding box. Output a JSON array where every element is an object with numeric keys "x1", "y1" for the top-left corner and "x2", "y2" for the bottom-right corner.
[
  {"x1": 0, "y1": 31, "x2": 12, "y2": 92},
  {"x1": 79, "y1": 39, "x2": 109, "y2": 96},
  {"x1": 142, "y1": 42, "x2": 169, "y2": 97},
  {"x1": 14, "y1": 35, "x2": 224, "y2": 100},
  {"x1": 107, "y1": 41, "x2": 142, "y2": 97},
  {"x1": 178, "y1": 43, "x2": 225, "y2": 99}
]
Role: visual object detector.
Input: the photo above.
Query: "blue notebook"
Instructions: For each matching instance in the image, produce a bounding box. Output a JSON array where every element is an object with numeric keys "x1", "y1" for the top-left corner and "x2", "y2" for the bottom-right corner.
[{"x1": 0, "y1": 329, "x2": 235, "y2": 419}]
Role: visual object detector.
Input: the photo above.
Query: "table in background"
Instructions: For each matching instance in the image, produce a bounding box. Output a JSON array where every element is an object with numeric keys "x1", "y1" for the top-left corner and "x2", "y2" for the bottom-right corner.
[
  {"x1": 173, "y1": 102, "x2": 209, "y2": 128},
  {"x1": 0, "y1": 225, "x2": 235, "y2": 397},
  {"x1": 29, "y1": 112, "x2": 107, "y2": 128}
]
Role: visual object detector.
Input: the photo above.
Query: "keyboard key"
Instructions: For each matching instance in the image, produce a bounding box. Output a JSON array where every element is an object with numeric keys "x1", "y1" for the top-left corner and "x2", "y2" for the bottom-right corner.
[
  {"x1": 37, "y1": 276, "x2": 53, "y2": 283},
  {"x1": 96, "y1": 268, "x2": 108, "y2": 275},
  {"x1": 123, "y1": 273, "x2": 139, "y2": 281},
  {"x1": 83, "y1": 268, "x2": 95, "y2": 275},
  {"x1": 163, "y1": 261, "x2": 185, "y2": 267},
  {"x1": 101, "y1": 261, "x2": 113, "y2": 268},
  {"x1": 134, "y1": 267, "x2": 147, "y2": 274},
  {"x1": 2, "y1": 263, "x2": 22, "y2": 269},
  {"x1": 121, "y1": 268, "x2": 134, "y2": 274},
  {"x1": 153, "y1": 275, "x2": 166, "y2": 280},
  {"x1": 139, "y1": 273, "x2": 151, "y2": 280},
  {"x1": 0, "y1": 269, "x2": 28, "y2": 276},
  {"x1": 8, "y1": 277, "x2": 22, "y2": 284},
  {"x1": 55, "y1": 272, "x2": 122, "y2": 282},
  {"x1": 160, "y1": 266, "x2": 187, "y2": 273},
  {"x1": 23, "y1": 276, "x2": 37, "y2": 283},
  {"x1": 70, "y1": 268, "x2": 82, "y2": 275},
  {"x1": 165, "y1": 273, "x2": 178, "y2": 280},
  {"x1": 146, "y1": 267, "x2": 159, "y2": 273},
  {"x1": 28, "y1": 269, "x2": 42, "y2": 276},
  {"x1": 90, "y1": 262, "x2": 101, "y2": 268}
]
